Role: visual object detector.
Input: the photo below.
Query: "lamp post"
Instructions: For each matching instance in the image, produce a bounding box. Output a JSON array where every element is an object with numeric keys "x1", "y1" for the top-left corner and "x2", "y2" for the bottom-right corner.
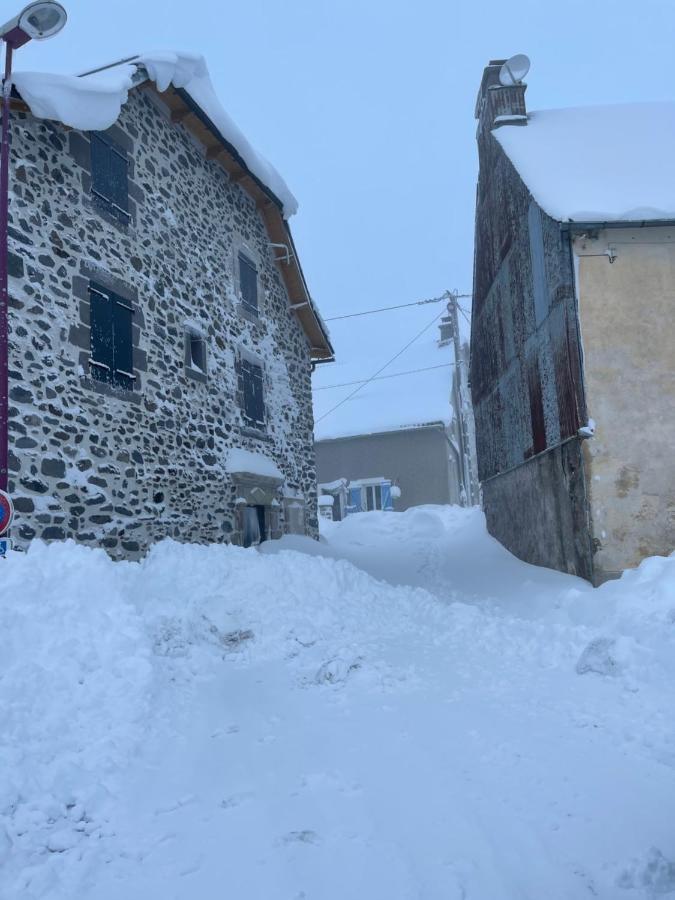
[{"x1": 0, "y1": 2, "x2": 67, "y2": 500}]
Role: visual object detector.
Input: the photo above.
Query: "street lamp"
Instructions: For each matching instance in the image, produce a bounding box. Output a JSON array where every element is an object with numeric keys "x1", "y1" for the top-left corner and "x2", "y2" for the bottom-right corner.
[{"x1": 0, "y1": 2, "x2": 66, "y2": 511}]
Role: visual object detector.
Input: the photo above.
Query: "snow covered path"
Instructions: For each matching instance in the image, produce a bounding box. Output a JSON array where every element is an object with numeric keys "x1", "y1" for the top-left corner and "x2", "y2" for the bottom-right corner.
[{"x1": 3, "y1": 507, "x2": 675, "y2": 898}]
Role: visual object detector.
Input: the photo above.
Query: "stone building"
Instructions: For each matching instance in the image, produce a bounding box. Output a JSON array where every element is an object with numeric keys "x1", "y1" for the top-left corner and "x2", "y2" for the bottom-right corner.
[
  {"x1": 4, "y1": 52, "x2": 333, "y2": 556},
  {"x1": 471, "y1": 58, "x2": 675, "y2": 584}
]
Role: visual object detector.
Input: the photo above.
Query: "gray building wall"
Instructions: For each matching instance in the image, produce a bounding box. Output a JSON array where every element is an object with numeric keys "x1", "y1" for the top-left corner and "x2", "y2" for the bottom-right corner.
[
  {"x1": 6, "y1": 86, "x2": 318, "y2": 556},
  {"x1": 470, "y1": 61, "x2": 593, "y2": 579},
  {"x1": 315, "y1": 424, "x2": 460, "y2": 511}
]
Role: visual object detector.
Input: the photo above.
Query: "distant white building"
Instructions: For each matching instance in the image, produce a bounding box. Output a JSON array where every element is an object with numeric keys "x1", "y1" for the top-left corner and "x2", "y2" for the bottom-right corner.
[{"x1": 314, "y1": 313, "x2": 478, "y2": 517}]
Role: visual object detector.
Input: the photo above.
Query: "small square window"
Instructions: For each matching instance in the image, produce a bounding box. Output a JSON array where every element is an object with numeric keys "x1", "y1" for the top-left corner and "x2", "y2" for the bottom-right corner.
[
  {"x1": 238, "y1": 253, "x2": 258, "y2": 314},
  {"x1": 189, "y1": 335, "x2": 207, "y2": 373}
]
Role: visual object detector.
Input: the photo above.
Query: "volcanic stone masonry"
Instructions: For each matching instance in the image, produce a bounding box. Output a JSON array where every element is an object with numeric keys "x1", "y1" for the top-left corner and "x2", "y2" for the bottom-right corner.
[{"x1": 5, "y1": 86, "x2": 319, "y2": 556}]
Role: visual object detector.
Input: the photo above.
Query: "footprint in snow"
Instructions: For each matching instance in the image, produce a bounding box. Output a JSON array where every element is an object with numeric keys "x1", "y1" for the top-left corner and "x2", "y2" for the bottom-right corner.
[
  {"x1": 211, "y1": 724, "x2": 240, "y2": 738},
  {"x1": 220, "y1": 792, "x2": 254, "y2": 810},
  {"x1": 281, "y1": 830, "x2": 321, "y2": 846}
]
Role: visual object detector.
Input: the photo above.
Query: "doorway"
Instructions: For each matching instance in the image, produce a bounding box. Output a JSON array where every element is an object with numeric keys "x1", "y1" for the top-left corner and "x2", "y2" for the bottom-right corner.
[{"x1": 243, "y1": 504, "x2": 267, "y2": 548}]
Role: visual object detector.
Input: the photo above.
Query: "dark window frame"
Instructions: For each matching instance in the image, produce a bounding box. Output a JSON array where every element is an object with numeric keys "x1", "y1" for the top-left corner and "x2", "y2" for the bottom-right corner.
[
  {"x1": 238, "y1": 252, "x2": 259, "y2": 315},
  {"x1": 241, "y1": 357, "x2": 265, "y2": 427},
  {"x1": 89, "y1": 281, "x2": 135, "y2": 391},
  {"x1": 185, "y1": 331, "x2": 207, "y2": 375},
  {"x1": 365, "y1": 484, "x2": 383, "y2": 511},
  {"x1": 90, "y1": 131, "x2": 130, "y2": 224}
]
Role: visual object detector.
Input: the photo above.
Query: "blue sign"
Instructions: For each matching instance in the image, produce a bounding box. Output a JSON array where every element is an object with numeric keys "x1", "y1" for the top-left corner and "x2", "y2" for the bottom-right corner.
[{"x1": 0, "y1": 538, "x2": 11, "y2": 557}]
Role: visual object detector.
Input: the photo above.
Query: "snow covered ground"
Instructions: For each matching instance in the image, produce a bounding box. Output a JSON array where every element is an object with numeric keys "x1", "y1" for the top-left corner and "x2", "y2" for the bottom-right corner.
[{"x1": 3, "y1": 506, "x2": 675, "y2": 899}]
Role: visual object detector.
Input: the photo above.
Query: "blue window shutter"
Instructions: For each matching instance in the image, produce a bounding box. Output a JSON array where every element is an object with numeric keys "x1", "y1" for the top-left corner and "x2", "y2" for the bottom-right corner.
[
  {"x1": 239, "y1": 254, "x2": 258, "y2": 312},
  {"x1": 90, "y1": 133, "x2": 112, "y2": 202},
  {"x1": 242, "y1": 361, "x2": 265, "y2": 424},
  {"x1": 381, "y1": 482, "x2": 393, "y2": 511},
  {"x1": 90, "y1": 132, "x2": 129, "y2": 220},
  {"x1": 253, "y1": 367, "x2": 265, "y2": 423},
  {"x1": 243, "y1": 362, "x2": 255, "y2": 419},
  {"x1": 89, "y1": 285, "x2": 114, "y2": 383},
  {"x1": 348, "y1": 487, "x2": 362, "y2": 512},
  {"x1": 109, "y1": 147, "x2": 129, "y2": 214},
  {"x1": 112, "y1": 298, "x2": 133, "y2": 388}
]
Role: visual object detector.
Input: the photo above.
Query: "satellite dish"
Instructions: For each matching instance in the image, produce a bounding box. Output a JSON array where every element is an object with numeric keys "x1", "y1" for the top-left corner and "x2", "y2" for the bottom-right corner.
[{"x1": 499, "y1": 54, "x2": 530, "y2": 86}]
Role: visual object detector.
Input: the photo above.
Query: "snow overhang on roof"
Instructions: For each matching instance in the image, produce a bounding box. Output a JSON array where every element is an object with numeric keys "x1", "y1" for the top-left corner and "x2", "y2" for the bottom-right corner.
[
  {"x1": 11, "y1": 51, "x2": 334, "y2": 361},
  {"x1": 493, "y1": 102, "x2": 675, "y2": 224}
]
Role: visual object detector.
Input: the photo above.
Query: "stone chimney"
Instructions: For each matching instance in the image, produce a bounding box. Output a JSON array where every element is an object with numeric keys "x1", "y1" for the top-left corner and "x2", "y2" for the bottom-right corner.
[{"x1": 474, "y1": 58, "x2": 528, "y2": 143}]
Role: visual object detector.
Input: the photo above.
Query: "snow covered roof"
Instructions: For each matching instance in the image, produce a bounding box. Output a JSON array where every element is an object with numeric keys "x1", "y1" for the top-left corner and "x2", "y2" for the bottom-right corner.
[
  {"x1": 494, "y1": 102, "x2": 675, "y2": 223},
  {"x1": 13, "y1": 51, "x2": 297, "y2": 218},
  {"x1": 313, "y1": 305, "x2": 455, "y2": 441},
  {"x1": 12, "y1": 51, "x2": 334, "y2": 360}
]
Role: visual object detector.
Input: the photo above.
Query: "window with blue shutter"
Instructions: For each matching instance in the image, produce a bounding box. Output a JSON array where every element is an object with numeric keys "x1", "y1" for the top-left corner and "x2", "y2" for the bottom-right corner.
[
  {"x1": 239, "y1": 253, "x2": 258, "y2": 314},
  {"x1": 89, "y1": 283, "x2": 134, "y2": 390},
  {"x1": 347, "y1": 487, "x2": 362, "y2": 514},
  {"x1": 90, "y1": 132, "x2": 130, "y2": 223},
  {"x1": 381, "y1": 481, "x2": 393, "y2": 511},
  {"x1": 241, "y1": 358, "x2": 265, "y2": 426}
]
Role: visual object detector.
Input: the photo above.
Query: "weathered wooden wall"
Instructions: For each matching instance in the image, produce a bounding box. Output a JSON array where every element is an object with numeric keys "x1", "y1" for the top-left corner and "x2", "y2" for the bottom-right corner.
[{"x1": 470, "y1": 62, "x2": 593, "y2": 579}]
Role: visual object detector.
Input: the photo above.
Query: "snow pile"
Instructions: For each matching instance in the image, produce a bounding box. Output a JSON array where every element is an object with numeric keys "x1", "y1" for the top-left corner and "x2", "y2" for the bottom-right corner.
[
  {"x1": 13, "y1": 50, "x2": 297, "y2": 217},
  {"x1": 494, "y1": 102, "x2": 675, "y2": 222},
  {"x1": 224, "y1": 447, "x2": 283, "y2": 480},
  {"x1": 2, "y1": 510, "x2": 675, "y2": 898},
  {"x1": 0, "y1": 543, "x2": 152, "y2": 891}
]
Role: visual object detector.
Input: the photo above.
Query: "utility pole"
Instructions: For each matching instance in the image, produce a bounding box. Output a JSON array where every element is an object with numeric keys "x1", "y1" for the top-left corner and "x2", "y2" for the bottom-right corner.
[{"x1": 446, "y1": 291, "x2": 476, "y2": 506}]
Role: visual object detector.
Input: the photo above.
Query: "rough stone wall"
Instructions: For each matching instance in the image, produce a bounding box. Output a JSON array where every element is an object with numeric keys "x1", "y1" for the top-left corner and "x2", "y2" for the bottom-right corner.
[
  {"x1": 470, "y1": 63, "x2": 593, "y2": 579},
  {"x1": 6, "y1": 87, "x2": 318, "y2": 556}
]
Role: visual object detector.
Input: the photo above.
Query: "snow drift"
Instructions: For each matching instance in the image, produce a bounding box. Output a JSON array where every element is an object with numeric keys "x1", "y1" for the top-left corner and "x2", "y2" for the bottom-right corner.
[{"x1": 2, "y1": 507, "x2": 675, "y2": 899}]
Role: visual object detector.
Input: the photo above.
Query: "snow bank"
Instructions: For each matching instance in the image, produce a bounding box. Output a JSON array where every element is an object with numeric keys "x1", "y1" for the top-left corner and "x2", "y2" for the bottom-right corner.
[
  {"x1": 495, "y1": 102, "x2": 675, "y2": 222},
  {"x1": 0, "y1": 543, "x2": 152, "y2": 888},
  {"x1": 2, "y1": 512, "x2": 675, "y2": 898},
  {"x1": 13, "y1": 51, "x2": 298, "y2": 217}
]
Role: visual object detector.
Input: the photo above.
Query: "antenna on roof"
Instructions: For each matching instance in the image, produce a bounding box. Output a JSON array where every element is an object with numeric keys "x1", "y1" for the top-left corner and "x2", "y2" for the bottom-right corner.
[{"x1": 499, "y1": 54, "x2": 530, "y2": 86}]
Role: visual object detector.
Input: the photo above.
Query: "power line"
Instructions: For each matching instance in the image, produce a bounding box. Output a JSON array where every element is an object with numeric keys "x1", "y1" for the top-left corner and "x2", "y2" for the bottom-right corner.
[
  {"x1": 314, "y1": 362, "x2": 452, "y2": 391},
  {"x1": 457, "y1": 305, "x2": 471, "y2": 327},
  {"x1": 314, "y1": 308, "x2": 448, "y2": 424},
  {"x1": 324, "y1": 292, "x2": 472, "y2": 322}
]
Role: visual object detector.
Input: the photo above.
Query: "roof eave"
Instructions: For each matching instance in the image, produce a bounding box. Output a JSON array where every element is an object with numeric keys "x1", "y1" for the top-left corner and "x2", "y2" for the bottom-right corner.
[{"x1": 561, "y1": 218, "x2": 675, "y2": 232}]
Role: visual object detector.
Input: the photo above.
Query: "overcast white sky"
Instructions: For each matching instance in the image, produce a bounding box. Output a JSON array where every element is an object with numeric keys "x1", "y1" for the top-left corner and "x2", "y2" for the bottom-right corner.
[{"x1": 11, "y1": 0, "x2": 675, "y2": 428}]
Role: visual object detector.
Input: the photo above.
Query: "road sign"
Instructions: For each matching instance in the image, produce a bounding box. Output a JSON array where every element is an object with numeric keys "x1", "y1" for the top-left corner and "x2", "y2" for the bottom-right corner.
[{"x1": 0, "y1": 490, "x2": 13, "y2": 537}]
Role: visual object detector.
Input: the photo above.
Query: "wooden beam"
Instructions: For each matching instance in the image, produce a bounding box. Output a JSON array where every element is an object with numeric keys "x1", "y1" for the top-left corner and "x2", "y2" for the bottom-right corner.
[
  {"x1": 206, "y1": 145, "x2": 224, "y2": 160},
  {"x1": 171, "y1": 108, "x2": 192, "y2": 124}
]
